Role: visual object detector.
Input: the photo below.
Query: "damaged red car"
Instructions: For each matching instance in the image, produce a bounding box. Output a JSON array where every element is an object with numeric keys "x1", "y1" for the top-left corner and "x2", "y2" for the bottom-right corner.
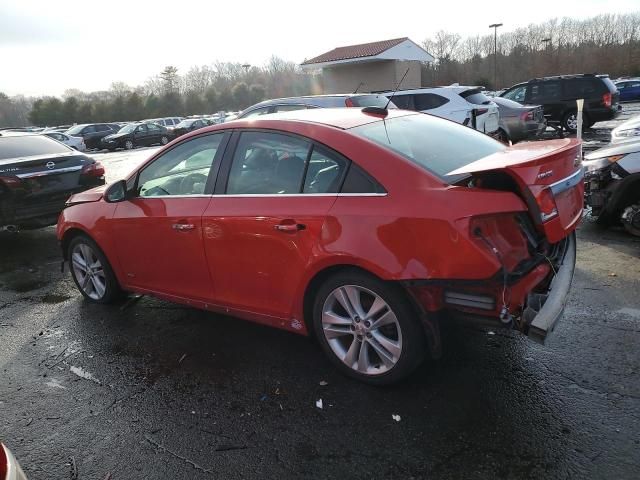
[{"x1": 57, "y1": 108, "x2": 582, "y2": 384}]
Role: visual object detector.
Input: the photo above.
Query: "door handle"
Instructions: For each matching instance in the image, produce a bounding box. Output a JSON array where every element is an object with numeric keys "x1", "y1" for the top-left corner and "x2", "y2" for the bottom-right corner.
[
  {"x1": 172, "y1": 223, "x2": 195, "y2": 231},
  {"x1": 274, "y1": 223, "x2": 306, "y2": 232}
]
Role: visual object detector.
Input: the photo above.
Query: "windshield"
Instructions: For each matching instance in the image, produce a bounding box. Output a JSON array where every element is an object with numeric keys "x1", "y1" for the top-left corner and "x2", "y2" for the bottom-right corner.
[
  {"x1": 66, "y1": 124, "x2": 87, "y2": 134},
  {"x1": 0, "y1": 135, "x2": 71, "y2": 160},
  {"x1": 350, "y1": 113, "x2": 505, "y2": 183},
  {"x1": 119, "y1": 124, "x2": 136, "y2": 134}
]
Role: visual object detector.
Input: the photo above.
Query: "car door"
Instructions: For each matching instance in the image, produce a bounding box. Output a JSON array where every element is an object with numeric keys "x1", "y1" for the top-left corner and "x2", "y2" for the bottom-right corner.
[
  {"x1": 527, "y1": 81, "x2": 562, "y2": 120},
  {"x1": 82, "y1": 125, "x2": 98, "y2": 148},
  {"x1": 133, "y1": 124, "x2": 150, "y2": 146},
  {"x1": 146, "y1": 123, "x2": 162, "y2": 145},
  {"x1": 110, "y1": 132, "x2": 229, "y2": 300},
  {"x1": 201, "y1": 130, "x2": 348, "y2": 322}
]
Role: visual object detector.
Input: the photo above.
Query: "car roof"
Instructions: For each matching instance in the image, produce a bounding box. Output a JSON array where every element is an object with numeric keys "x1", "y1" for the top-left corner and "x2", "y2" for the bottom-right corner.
[{"x1": 212, "y1": 107, "x2": 418, "y2": 131}]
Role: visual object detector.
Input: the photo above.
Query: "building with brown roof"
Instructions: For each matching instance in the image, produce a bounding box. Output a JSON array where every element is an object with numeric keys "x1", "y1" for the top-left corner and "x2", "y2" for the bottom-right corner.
[{"x1": 301, "y1": 37, "x2": 434, "y2": 94}]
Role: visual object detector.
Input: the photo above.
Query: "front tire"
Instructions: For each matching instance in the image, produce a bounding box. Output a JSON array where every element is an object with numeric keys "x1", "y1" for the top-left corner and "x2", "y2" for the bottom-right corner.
[
  {"x1": 124, "y1": 139, "x2": 135, "y2": 150},
  {"x1": 68, "y1": 235, "x2": 123, "y2": 304},
  {"x1": 312, "y1": 270, "x2": 425, "y2": 385},
  {"x1": 562, "y1": 111, "x2": 578, "y2": 132}
]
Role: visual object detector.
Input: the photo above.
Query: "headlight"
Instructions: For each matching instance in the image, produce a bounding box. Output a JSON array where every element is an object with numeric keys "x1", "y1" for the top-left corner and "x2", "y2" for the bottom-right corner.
[
  {"x1": 614, "y1": 127, "x2": 640, "y2": 138},
  {"x1": 582, "y1": 155, "x2": 625, "y2": 172}
]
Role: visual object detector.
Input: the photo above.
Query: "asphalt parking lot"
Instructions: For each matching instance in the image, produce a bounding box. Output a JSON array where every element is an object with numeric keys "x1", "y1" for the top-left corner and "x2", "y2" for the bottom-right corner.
[{"x1": 1, "y1": 106, "x2": 640, "y2": 479}]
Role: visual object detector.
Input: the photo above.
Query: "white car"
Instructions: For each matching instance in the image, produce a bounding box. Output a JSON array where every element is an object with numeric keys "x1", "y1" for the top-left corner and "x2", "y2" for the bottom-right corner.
[
  {"x1": 43, "y1": 131, "x2": 86, "y2": 151},
  {"x1": 385, "y1": 85, "x2": 500, "y2": 134},
  {"x1": 145, "y1": 117, "x2": 183, "y2": 129},
  {"x1": 611, "y1": 114, "x2": 640, "y2": 144}
]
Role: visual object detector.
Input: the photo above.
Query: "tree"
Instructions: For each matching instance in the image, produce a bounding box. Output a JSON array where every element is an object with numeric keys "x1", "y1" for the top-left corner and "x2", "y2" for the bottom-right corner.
[
  {"x1": 184, "y1": 90, "x2": 205, "y2": 115},
  {"x1": 145, "y1": 94, "x2": 160, "y2": 117},
  {"x1": 249, "y1": 84, "x2": 266, "y2": 105},
  {"x1": 62, "y1": 96, "x2": 79, "y2": 124},
  {"x1": 204, "y1": 86, "x2": 219, "y2": 113},
  {"x1": 160, "y1": 66, "x2": 180, "y2": 93},
  {"x1": 124, "y1": 92, "x2": 144, "y2": 121},
  {"x1": 232, "y1": 82, "x2": 251, "y2": 109}
]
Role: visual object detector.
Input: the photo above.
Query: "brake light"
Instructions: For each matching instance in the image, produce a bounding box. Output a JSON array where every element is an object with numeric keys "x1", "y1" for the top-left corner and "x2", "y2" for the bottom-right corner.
[
  {"x1": 602, "y1": 92, "x2": 612, "y2": 107},
  {"x1": 475, "y1": 108, "x2": 488, "y2": 115},
  {"x1": 520, "y1": 110, "x2": 534, "y2": 121},
  {"x1": 537, "y1": 187, "x2": 558, "y2": 222},
  {"x1": 0, "y1": 444, "x2": 7, "y2": 479},
  {"x1": 0, "y1": 176, "x2": 22, "y2": 188},
  {"x1": 345, "y1": 98, "x2": 355, "y2": 107},
  {"x1": 81, "y1": 161, "x2": 105, "y2": 177}
]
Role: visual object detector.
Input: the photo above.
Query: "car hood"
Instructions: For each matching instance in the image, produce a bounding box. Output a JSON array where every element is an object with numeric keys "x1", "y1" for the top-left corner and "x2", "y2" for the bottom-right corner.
[
  {"x1": 66, "y1": 184, "x2": 108, "y2": 205},
  {"x1": 585, "y1": 139, "x2": 640, "y2": 160}
]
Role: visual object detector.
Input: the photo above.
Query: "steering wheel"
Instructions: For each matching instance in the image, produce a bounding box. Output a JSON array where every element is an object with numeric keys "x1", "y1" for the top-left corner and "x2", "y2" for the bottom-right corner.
[{"x1": 179, "y1": 173, "x2": 208, "y2": 195}]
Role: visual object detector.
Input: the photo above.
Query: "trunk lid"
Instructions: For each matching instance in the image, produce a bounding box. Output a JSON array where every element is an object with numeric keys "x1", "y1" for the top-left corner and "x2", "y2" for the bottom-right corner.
[{"x1": 448, "y1": 139, "x2": 584, "y2": 243}]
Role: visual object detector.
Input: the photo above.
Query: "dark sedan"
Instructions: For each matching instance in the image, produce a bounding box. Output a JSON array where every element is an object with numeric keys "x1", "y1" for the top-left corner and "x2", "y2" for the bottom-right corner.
[
  {"x1": 100, "y1": 123, "x2": 171, "y2": 151},
  {"x1": 491, "y1": 97, "x2": 546, "y2": 143},
  {"x1": 65, "y1": 123, "x2": 119, "y2": 150},
  {"x1": 0, "y1": 131, "x2": 104, "y2": 231},
  {"x1": 172, "y1": 118, "x2": 211, "y2": 138}
]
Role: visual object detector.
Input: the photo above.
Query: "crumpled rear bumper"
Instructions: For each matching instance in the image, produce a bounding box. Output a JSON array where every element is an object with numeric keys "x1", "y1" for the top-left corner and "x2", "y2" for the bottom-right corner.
[{"x1": 525, "y1": 232, "x2": 576, "y2": 344}]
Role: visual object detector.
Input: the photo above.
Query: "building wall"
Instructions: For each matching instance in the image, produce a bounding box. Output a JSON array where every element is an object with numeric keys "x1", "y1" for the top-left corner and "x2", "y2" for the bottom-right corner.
[{"x1": 322, "y1": 60, "x2": 422, "y2": 93}]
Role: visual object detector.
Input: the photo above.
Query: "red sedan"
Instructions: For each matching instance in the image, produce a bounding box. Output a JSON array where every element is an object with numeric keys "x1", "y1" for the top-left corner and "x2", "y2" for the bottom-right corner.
[{"x1": 57, "y1": 107, "x2": 582, "y2": 384}]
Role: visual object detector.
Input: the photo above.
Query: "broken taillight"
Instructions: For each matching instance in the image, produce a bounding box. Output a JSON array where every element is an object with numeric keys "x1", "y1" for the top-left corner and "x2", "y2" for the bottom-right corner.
[
  {"x1": 520, "y1": 110, "x2": 535, "y2": 121},
  {"x1": 537, "y1": 187, "x2": 559, "y2": 222},
  {"x1": 81, "y1": 161, "x2": 105, "y2": 177}
]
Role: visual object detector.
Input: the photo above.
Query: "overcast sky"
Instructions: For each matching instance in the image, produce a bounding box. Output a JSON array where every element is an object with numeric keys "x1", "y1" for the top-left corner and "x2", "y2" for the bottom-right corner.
[{"x1": 1, "y1": 0, "x2": 638, "y2": 97}]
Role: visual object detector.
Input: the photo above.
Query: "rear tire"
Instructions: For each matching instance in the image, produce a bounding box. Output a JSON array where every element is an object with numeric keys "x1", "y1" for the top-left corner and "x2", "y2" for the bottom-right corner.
[
  {"x1": 68, "y1": 235, "x2": 123, "y2": 304},
  {"x1": 312, "y1": 270, "x2": 425, "y2": 385},
  {"x1": 160, "y1": 135, "x2": 169, "y2": 145},
  {"x1": 562, "y1": 110, "x2": 578, "y2": 132}
]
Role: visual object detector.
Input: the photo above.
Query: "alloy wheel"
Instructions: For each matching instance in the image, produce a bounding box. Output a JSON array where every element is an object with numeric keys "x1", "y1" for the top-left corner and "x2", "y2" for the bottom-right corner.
[
  {"x1": 566, "y1": 113, "x2": 578, "y2": 131},
  {"x1": 125, "y1": 140, "x2": 134, "y2": 150},
  {"x1": 161, "y1": 136, "x2": 169, "y2": 145},
  {"x1": 71, "y1": 243, "x2": 106, "y2": 300},
  {"x1": 321, "y1": 285, "x2": 402, "y2": 375}
]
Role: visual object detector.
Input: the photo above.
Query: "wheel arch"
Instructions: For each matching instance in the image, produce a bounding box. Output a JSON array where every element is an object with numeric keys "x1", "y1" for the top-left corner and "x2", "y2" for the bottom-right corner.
[{"x1": 603, "y1": 172, "x2": 640, "y2": 219}]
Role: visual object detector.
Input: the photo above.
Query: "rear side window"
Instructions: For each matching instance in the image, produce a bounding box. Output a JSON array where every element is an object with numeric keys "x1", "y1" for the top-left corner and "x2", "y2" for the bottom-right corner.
[
  {"x1": 502, "y1": 85, "x2": 526, "y2": 102},
  {"x1": 226, "y1": 132, "x2": 310, "y2": 194},
  {"x1": 351, "y1": 113, "x2": 505, "y2": 183},
  {"x1": 529, "y1": 82, "x2": 561, "y2": 102},
  {"x1": 414, "y1": 93, "x2": 449, "y2": 110},
  {"x1": 303, "y1": 146, "x2": 348, "y2": 193},
  {"x1": 564, "y1": 78, "x2": 599, "y2": 97},
  {"x1": 0, "y1": 135, "x2": 71, "y2": 160},
  {"x1": 341, "y1": 164, "x2": 386, "y2": 194},
  {"x1": 460, "y1": 89, "x2": 492, "y2": 105}
]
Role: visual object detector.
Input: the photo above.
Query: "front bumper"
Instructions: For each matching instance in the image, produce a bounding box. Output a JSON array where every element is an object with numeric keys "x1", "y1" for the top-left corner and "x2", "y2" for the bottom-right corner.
[{"x1": 525, "y1": 232, "x2": 576, "y2": 343}]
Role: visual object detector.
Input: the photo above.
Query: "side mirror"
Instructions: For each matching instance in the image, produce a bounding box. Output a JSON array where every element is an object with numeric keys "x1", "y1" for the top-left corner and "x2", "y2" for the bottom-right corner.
[{"x1": 105, "y1": 179, "x2": 132, "y2": 203}]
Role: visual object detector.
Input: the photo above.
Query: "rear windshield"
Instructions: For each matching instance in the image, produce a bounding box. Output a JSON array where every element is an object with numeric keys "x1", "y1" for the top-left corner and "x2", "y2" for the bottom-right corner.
[
  {"x1": 0, "y1": 135, "x2": 71, "y2": 160},
  {"x1": 350, "y1": 113, "x2": 505, "y2": 183},
  {"x1": 460, "y1": 89, "x2": 492, "y2": 105},
  {"x1": 349, "y1": 95, "x2": 396, "y2": 108},
  {"x1": 66, "y1": 124, "x2": 87, "y2": 134}
]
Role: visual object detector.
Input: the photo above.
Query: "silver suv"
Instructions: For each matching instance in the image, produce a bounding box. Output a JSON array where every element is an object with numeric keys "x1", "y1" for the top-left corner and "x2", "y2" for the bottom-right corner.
[{"x1": 238, "y1": 94, "x2": 395, "y2": 119}]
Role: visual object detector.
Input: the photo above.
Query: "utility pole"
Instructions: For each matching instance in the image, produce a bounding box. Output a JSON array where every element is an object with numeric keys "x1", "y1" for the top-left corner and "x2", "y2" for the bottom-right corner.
[
  {"x1": 489, "y1": 23, "x2": 503, "y2": 90},
  {"x1": 541, "y1": 38, "x2": 552, "y2": 75}
]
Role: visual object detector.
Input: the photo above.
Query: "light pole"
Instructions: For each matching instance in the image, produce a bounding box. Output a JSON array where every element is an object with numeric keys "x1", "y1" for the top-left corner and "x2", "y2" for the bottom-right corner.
[
  {"x1": 541, "y1": 38, "x2": 552, "y2": 75},
  {"x1": 489, "y1": 23, "x2": 503, "y2": 90},
  {"x1": 242, "y1": 64, "x2": 251, "y2": 75}
]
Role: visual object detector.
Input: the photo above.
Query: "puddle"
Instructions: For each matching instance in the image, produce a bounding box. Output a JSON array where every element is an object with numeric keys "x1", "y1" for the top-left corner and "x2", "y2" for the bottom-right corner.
[{"x1": 41, "y1": 294, "x2": 70, "y2": 304}]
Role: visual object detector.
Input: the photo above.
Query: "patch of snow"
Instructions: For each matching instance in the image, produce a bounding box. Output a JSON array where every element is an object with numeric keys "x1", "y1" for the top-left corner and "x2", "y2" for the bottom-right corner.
[{"x1": 70, "y1": 366, "x2": 100, "y2": 384}]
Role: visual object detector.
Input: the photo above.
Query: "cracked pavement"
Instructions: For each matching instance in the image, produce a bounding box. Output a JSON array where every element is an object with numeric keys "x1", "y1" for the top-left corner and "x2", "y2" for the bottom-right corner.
[{"x1": 1, "y1": 110, "x2": 640, "y2": 479}]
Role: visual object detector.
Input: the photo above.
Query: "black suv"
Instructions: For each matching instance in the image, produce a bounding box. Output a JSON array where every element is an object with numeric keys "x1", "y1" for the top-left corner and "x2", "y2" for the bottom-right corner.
[
  {"x1": 500, "y1": 74, "x2": 620, "y2": 132},
  {"x1": 0, "y1": 132, "x2": 105, "y2": 230},
  {"x1": 65, "y1": 123, "x2": 120, "y2": 150}
]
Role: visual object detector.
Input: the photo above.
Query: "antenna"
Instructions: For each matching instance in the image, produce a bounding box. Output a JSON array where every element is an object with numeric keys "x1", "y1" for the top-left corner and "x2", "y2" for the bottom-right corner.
[
  {"x1": 384, "y1": 68, "x2": 410, "y2": 110},
  {"x1": 353, "y1": 82, "x2": 364, "y2": 94}
]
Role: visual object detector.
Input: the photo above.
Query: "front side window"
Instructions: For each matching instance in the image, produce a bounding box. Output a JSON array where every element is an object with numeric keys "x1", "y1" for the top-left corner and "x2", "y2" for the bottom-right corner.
[
  {"x1": 136, "y1": 124, "x2": 148, "y2": 134},
  {"x1": 226, "y1": 132, "x2": 310, "y2": 194},
  {"x1": 415, "y1": 93, "x2": 450, "y2": 110},
  {"x1": 530, "y1": 82, "x2": 561, "y2": 102},
  {"x1": 137, "y1": 134, "x2": 224, "y2": 197},
  {"x1": 147, "y1": 123, "x2": 161, "y2": 132}
]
